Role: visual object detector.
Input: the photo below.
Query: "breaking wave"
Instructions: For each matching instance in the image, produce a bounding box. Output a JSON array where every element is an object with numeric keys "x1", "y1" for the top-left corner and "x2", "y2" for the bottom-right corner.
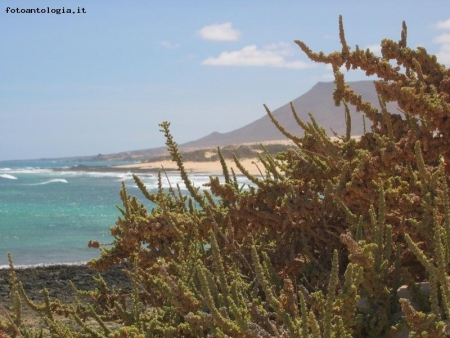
[
  {"x1": 0, "y1": 167, "x2": 53, "y2": 175},
  {"x1": 29, "y1": 179, "x2": 69, "y2": 185},
  {"x1": 0, "y1": 261, "x2": 87, "y2": 270},
  {"x1": 0, "y1": 174, "x2": 17, "y2": 180}
]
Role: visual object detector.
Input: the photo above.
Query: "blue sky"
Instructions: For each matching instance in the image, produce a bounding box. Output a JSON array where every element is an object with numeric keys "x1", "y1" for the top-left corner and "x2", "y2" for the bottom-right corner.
[{"x1": 2, "y1": 1, "x2": 450, "y2": 160}]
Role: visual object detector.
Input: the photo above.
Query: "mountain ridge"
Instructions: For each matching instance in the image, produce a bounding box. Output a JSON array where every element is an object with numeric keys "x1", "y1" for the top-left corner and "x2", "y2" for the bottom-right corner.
[
  {"x1": 41, "y1": 80, "x2": 397, "y2": 162},
  {"x1": 181, "y1": 80, "x2": 398, "y2": 149}
]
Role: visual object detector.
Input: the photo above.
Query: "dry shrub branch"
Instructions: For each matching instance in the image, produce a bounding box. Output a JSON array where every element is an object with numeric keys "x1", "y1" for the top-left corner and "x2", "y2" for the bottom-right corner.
[{"x1": 2, "y1": 16, "x2": 450, "y2": 337}]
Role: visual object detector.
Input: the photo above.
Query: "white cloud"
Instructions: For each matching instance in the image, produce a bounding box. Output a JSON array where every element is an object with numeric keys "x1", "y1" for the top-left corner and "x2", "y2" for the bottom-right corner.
[
  {"x1": 434, "y1": 38, "x2": 450, "y2": 64},
  {"x1": 176, "y1": 54, "x2": 196, "y2": 64},
  {"x1": 320, "y1": 72, "x2": 335, "y2": 81},
  {"x1": 364, "y1": 44, "x2": 382, "y2": 55},
  {"x1": 435, "y1": 19, "x2": 450, "y2": 30},
  {"x1": 433, "y1": 33, "x2": 450, "y2": 44},
  {"x1": 264, "y1": 42, "x2": 293, "y2": 56},
  {"x1": 322, "y1": 64, "x2": 347, "y2": 80},
  {"x1": 159, "y1": 41, "x2": 180, "y2": 49},
  {"x1": 324, "y1": 64, "x2": 346, "y2": 72},
  {"x1": 197, "y1": 22, "x2": 241, "y2": 41},
  {"x1": 201, "y1": 44, "x2": 312, "y2": 69},
  {"x1": 433, "y1": 19, "x2": 450, "y2": 66}
]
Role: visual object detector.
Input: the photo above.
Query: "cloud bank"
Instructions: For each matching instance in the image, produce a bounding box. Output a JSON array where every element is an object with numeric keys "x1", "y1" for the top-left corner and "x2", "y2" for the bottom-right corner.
[
  {"x1": 202, "y1": 42, "x2": 311, "y2": 69},
  {"x1": 434, "y1": 18, "x2": 450, "y2": 65},
  {"x1": 197, "y1": 22, "x2": 241, "y2": 41},
  {"x1": 159, "y1": 41, "x2": 180, "y2": 49}
]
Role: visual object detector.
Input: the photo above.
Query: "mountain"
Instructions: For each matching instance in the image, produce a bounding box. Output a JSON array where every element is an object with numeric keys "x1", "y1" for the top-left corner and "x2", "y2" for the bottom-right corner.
[
  {"x1": 181, "y1": 80, "x2": 398, "y2": 148},
  {"x1": 64, "y1": 80, "x2": 397, "y2": 162}
]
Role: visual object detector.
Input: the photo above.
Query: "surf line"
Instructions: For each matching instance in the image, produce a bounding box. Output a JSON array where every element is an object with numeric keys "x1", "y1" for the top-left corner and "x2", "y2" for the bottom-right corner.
[
  {"x1": 0, "y1": 174, "x2": 17, "y2": 180},
  {"x1": 29, "y1": 179, "x2": 68, "y2": 186}
]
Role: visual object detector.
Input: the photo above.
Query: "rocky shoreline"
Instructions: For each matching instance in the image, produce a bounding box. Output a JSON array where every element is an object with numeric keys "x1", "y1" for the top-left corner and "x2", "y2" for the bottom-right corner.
[{"x1": 0, "y1": 264, "x2": 132, "y2": 318}]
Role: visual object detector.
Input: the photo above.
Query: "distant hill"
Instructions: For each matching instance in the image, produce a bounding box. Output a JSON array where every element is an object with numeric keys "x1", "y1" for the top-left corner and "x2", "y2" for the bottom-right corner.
[
  {"x1": 68, "y1": 80, "x2": 397, "y2": 162},
  {"x1": 181, "y1": 80, "x2": 398, "y2": 148}
]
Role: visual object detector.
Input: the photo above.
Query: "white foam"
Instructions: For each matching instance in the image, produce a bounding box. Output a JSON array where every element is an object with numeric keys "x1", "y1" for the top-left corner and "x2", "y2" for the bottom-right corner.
[
  {"x1": 125, "y1": 173, "x2": 253, "y2": 192},
  {"x1": 0, "y1": 174, "x2": 17, "y2": 180},
  {"x1": 29, "y1": 179, "x2": 68, "y2": 186},
  {"x1": 0, "y1": 261, "x2": 88, "y2": 270},
  {"x1": 114, "y1": 173, "x2": 135, "y2": 181},
  {"x1": 61, "y1": 171, "x2": 152, "y2": 180},
  {"x1": 0, "y1": 168, "x2": 53, "y2": 175}
]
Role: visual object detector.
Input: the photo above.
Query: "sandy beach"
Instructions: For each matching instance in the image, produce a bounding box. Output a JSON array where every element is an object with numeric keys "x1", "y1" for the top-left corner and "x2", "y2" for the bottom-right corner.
[
  {"x1": 110, "y1": 139, "x2": 297, "y2": 175},
  {"x1": 113, "y1": 137, "x2": 359, "y2": 176},
  {"x1": 115, "y1": 157, "x2": 269, "y2": 176}
]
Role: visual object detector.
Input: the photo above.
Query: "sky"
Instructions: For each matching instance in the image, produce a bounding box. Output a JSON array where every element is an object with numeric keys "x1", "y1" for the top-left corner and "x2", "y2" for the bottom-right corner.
[{"x1": 1, "y1": 1, "x2": 450, "y2": 160}]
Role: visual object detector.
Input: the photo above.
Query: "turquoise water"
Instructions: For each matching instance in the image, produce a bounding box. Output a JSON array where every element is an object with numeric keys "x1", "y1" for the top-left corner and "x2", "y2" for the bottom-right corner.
[{"x1": 0, "y1": 160, "x2": 232, "y2": 267}]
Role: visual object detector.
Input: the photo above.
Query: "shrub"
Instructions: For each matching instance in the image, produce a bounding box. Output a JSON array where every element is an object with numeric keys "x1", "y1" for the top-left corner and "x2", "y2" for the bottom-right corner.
[{"x1": 2, "y1": 16, "x2": 450, "y2": 337}]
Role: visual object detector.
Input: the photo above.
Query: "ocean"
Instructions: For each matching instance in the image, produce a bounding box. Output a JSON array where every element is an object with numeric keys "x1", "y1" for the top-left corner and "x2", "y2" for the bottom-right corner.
[{"x1": 0, "y1": 160, "x2": 243, "y2": 268}]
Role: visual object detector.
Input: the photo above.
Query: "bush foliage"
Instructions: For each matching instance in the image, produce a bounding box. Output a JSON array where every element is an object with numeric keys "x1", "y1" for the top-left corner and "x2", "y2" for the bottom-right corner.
[{"x1": 2, "y1": 16, "x2": 450, "y2": 337}]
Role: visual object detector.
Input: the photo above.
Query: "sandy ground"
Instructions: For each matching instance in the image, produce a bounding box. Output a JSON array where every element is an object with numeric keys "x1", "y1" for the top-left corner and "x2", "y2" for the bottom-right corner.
[
  {"x1": 115, "y1": 140, "x2": 297, "y2": 175},
  {"x1": 54, "y1": 140, "x2": 298, "y2": 176},
  {"x1": 114, "y1": 137, "x2": 360, "y2": 175},
  {"x1": 115, "y1": 158, "x2": 269, "y2": 176}
]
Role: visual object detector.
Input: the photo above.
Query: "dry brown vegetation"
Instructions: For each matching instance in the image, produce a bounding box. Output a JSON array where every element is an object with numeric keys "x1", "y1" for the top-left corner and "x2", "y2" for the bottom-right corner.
[{"x1": 2, "y1": 16, "x2": 450, "y2": 337}]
